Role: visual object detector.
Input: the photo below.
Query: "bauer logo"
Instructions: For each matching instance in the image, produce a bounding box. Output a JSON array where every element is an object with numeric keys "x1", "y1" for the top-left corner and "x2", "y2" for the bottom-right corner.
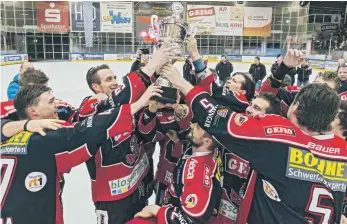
[{"x1": 25, "y1": 172, "x2": 47, "y2": 192}]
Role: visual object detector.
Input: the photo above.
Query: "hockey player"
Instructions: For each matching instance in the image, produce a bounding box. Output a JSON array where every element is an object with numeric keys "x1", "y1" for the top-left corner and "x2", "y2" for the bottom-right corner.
[
  {"x1": 0, "y1": 84, "x2": 156, "y2": 224},
  {"x1": 130, "y1": 123, "x2": 222, "y2": 224},
  {"x1": 75, "y1": 43, "x2": 183, "y2": 224},
  {"x1": 138, "y1": 99, "x2": 191, "y2": 205},
  {"x1": 163, "y1": 49, "x2": 347, "y2": 224}
]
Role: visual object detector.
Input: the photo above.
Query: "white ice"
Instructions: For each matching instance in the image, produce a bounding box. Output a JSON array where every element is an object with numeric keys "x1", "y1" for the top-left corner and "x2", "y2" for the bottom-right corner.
[{"x1": 1, "y1": 61, "x2": 319, "y2": 224}]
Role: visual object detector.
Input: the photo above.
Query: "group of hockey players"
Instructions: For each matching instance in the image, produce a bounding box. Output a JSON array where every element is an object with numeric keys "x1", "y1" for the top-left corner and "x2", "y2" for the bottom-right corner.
[{"x1": 1, "y1": 35, "x2": 347, "y2": 224}]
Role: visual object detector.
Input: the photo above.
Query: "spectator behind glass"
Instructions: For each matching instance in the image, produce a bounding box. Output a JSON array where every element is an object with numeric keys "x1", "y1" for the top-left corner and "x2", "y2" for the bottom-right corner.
[
  {"x1": 249, "y1": 56, "x2": 266, "y2": 90},
  {"x1": 337, "y1": 58, "x2": 346, "y2": 72},
  {"x1": 215, "y1": 55, "x2": 233, "y2": 85},
  {"x1": 7, "y1": 62, "x2": 34, "y2": 100},
  {"x1": 296, "y1": 59, "x2": 312, "y2": 87}
]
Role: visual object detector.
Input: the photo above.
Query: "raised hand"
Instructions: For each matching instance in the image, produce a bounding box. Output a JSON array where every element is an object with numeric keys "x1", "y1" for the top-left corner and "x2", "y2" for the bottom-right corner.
[
  {"x1": 138, "y1": 84, "x2": 163, "y2": 108},
  {"x1": 186, "y1": 36, "x2": 199, "y2": 59},
  {"x1": 283, "y1": 49, "x2": 305, "y2": 68},
  {"x1": 148, "y1": 100, "x2": 166, "y2": 113},
  {"x1": 160, "y1": 64, "x2": 183, "y2": 85}
]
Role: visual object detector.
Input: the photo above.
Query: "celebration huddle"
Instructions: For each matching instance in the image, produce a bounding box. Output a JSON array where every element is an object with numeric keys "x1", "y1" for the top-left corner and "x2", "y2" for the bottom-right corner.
[{"x1": 1, "y1": 1, "x2": 347, "y2": 224}]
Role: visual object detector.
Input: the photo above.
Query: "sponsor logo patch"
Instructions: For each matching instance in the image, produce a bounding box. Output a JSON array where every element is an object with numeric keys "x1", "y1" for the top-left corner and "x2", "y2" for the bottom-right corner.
[
  {"x1": 219, "y1": 199, "x2": 238, "y2": 221},
  {"x1": 234, "y1": 114, "x2": 248, "y2": 126},
  {"x1": 286, "y1": 147, "x2": 347, "y2": 192},
  {"x1": 185, "y1": 158, "x2": 198, "y2": 180},
  {"x1": 203, "y1": 165, "x2": 211, "y2": 187},
  {"x1": 264, "y1": 126, "x2": 296, "y2": 137},
  {"x1": 225, "y1": 153, "x2": 250, "y2": 179},
  {"x1": 25, "y1": 172, "x2": 47, "y2": 192},
  {"x1": 109, "y1": 154, "x2": 149, "y2": 195},
  {"x1": 185, "y1": 194, "x2": 198, "y2": 208},
  {"x1": 1, "y1": 131, "x2": 32, "y2": 155}
]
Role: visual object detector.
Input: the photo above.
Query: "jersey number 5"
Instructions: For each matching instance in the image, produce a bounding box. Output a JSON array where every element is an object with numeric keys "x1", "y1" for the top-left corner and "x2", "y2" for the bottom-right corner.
[
  {"x1": 1, "y1": 157, "x2": 17, "y2": 208},
  {"x1": 306, "y1": 185, "x2": 334, "y2": 224}
]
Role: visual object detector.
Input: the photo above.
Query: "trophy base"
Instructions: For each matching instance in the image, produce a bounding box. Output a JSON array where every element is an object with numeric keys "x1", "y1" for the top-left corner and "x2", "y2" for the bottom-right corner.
[{"x1": 151, "y1": 86, "x2": 177, "y2": 104}]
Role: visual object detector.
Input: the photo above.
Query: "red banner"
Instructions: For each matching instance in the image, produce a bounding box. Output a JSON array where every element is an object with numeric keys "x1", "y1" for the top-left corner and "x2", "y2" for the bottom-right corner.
[{"x1": 36, "y1": 1, "x2": 69, "y2": 32}]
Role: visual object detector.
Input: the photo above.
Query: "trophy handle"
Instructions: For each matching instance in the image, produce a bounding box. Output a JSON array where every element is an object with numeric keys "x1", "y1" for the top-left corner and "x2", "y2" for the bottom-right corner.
[{"x1": 151, "y1": 15, "x2": 159, "y2": 27}]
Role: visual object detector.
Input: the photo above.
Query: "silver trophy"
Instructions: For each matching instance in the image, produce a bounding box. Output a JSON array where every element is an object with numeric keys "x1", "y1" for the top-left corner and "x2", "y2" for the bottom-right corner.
[{"x1": 150, "y1": 2, "x2": 196, "y2": 104}]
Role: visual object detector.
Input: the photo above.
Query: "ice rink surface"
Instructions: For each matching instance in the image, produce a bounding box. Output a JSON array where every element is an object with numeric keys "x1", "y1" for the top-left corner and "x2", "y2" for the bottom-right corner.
[{"x1": 1, "y1": 61, "x2": 319, "y2": 224}]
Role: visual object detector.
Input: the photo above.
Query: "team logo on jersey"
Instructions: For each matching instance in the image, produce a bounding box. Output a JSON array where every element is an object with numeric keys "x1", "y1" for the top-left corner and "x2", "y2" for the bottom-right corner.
[
  {"x1": 262, "y1": 179, "x2": 281, "y2": 202},
  {"x1": 1, "y1": 131, "x2": 32, "y2": 155},
  {"x1": 234, "y1": 114, "x2": 248, "y2": 126},
  {"x1": 217, "y1": 109, "x2": 228, "y2": 118},
  {"x1": 25, "y1": 172, "x2": 47, "y2": 192},
  {"x1": 264, "y1": 126, "x2": 296, "y2": 137},
  {"x1": 165, "y1": 170, "x2": 172, "y2": 184},
  {"x1": 185, "y1": 194, "x2": 198, "y2": 208}
]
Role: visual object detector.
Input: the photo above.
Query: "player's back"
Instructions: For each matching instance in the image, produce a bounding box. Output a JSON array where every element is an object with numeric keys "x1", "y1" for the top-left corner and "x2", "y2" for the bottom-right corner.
[
  {"x1": 1, "y1": 131, "x2": 62, "y2": 224},
  {"x1": 227, "y1": 114, "x2": 347, "y2": 224}
]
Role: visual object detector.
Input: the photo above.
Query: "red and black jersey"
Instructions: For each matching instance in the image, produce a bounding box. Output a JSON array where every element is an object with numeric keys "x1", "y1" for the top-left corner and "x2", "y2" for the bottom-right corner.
[
  {"x1": 77, "y1": 71, "x2": 155, "y2": 203},
  {"x1": 196, "y1": 71, "x2": 249, "y2": 113},
  {"x1": 185, "y1": 85, "x2": 347, "y2": 224},
  {"x1": 138, "y1": 108, "x2": 191, "y2": 186},
  {"x1": 156, "y1": 148, "x2": 222, "y2": 224},
  {"x1": 338, "y1": 81, "x2": 347, "y2": 101},
  {"x1": 0, "y1": 105, "x2": 134, "y2": 224}
]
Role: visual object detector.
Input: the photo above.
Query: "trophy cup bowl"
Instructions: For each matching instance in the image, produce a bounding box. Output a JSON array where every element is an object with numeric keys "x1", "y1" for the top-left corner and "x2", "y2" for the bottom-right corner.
[{"x1": 150, "y1": 3, "x2": 189, "y2": 104}]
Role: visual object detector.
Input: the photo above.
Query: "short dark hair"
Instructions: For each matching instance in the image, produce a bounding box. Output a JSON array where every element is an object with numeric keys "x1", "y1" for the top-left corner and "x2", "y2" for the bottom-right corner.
[
  {"x1": 276, "y1": 54, "x2": 282, "y2": 58},
  {"x1": 257, "y1": 92, "x2": 282, "y2": 115},
  {"x1": 14, "y1": 85, "x2": 52, "y2": 119},
  {"x1": 19, "y1": 68, "x2": 49, "y2": 88},
  {"x1": 232, "y1": 72, "x2": 255, "y2": 102},
  {"x1": 338, "y1": 64, "x2": 347, "y2": 71},
  {"x1": 293, "y1": 83, "x2": 340, "y2": 133},
  {"x1": 338, "y1": 101, "x2": 347, "y2": 139},
  {"x1": 221, "y1": 55, "x2": 226, "y2": 58},
  {"x1": 86, "y1": 64, "x2": 110, "y2": 93},
  {"x1": 255, "y1": 56, "x2": 260, "y2": 61},
  {"x1": 316, "y1": 71, "x2": 340, "y2": 91}
]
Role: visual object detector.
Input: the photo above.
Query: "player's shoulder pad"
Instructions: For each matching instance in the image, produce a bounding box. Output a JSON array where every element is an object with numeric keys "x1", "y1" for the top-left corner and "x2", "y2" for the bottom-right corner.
[
  {"x1": 231, "y1": 91, "x2": 249, "y2": 105},
  {"x1": 284, "y1": 86, "x2": 301, "y2": 93},
  {"x1": 227, "y1": 112, "x2": 298, "y2": 141},
  {"x1": 0, "y1": 100, "x2": 16, "y2": 119}
]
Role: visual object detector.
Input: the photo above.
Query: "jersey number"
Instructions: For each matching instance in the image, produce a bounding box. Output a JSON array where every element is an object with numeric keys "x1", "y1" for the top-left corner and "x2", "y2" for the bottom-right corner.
[
  {"x1": 1, "y1": 157, "x2": 17, "y2": 208},
  {"x1": 306, "y1": 186, "x2": 334, "y2": 224}
]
